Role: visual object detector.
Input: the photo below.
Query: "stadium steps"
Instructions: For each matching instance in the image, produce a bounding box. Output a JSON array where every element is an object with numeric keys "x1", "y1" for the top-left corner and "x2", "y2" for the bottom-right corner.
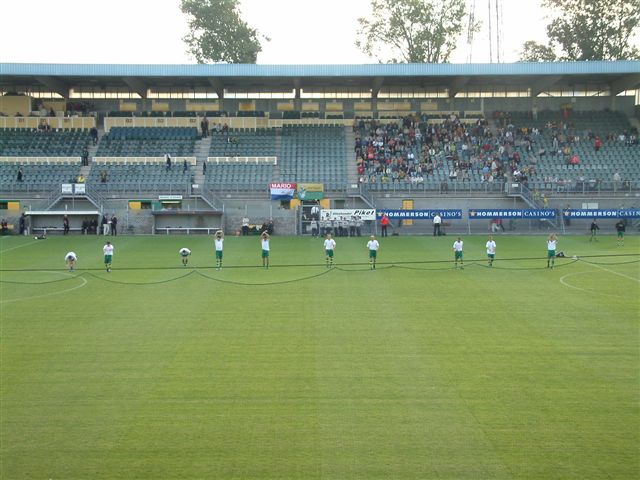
[
  {"x1": 272, "y1": 130, "x2": 282, "y2": 181},
  {"x1": 344, "y1": 126, "x2": 358, "y2": 186},
  {"x1": 195, "y1": 136, "x2": 212, "y2": 163},
  {"x1": 79, "y1": 164, "x2": 91, "y2": 178},
  {"x1": 87, "y1": 142, "x2": 99, "y2": 161},
  {"x1": 193, "y1": 136, "x2": 212, "y2": 185}
]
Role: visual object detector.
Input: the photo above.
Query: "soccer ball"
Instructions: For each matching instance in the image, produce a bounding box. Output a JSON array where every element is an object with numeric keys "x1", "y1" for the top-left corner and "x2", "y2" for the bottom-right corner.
[
  {"x1": 572, "y1": 255, "x2": 578, "y2": 260},
  {"x1": 34, "y1": 236, "x2": 38, "y2": 240}
]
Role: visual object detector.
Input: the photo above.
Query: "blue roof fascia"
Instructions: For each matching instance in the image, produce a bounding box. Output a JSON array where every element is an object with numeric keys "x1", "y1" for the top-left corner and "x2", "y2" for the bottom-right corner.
[{"x1": 1, "y1": 61, "x2": 639, "y2": 78}]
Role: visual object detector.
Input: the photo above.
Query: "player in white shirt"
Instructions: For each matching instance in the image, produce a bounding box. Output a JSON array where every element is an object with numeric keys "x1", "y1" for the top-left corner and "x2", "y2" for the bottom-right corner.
[
  {"x1": 486, "y1": 236, "x2": 496, "y2": 267},
  {"x1": 103, "y1": 241, "x2": 114, "y2": 272},
  {"x1": 547, "y1": 233, "x2": 558, "y2": 269},
  {"x1": 453, "y1": 237, "x2": 464, "y2": 269},
  {"x1": 179, "y1": 247, "x2": 191, "y2": 266},
  {"x1": 323, "y1": 233, "x2": 337, "y2": 268},
  {"x1": 214, "y1": 230, "x2": 224, "y2": 269},
  {"x1": 433, "y1": 213, "x2": 442, "y2": 236},
  {"x1": 261, "y1": 232, "x2": 270, "y2": 269},
  {"x1": 65, "y1": 251, "x2": 78, "y2": 271},
  {"x1": 366, "y1": 235, "x2": 380, "y2": 269}
]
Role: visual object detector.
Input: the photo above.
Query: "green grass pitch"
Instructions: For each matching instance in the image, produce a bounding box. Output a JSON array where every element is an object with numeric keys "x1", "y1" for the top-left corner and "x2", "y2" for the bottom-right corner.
[{"x1": 1, "y1": 233, "x2": 638, "y2": 479}]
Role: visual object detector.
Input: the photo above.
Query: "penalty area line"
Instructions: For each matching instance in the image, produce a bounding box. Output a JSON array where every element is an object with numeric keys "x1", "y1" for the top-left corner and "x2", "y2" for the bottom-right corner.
[
  {"x1": 580, "y1": 260, "x2": 640, "y2": 283},
  {"x1": 0, "y1": 275, "x2": 88, "y2": 304}
]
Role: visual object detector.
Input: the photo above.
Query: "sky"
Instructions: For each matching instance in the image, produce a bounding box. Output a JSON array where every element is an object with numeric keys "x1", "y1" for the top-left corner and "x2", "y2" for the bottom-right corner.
[{"x1": 0, "y1": 0, "x2": 569, "y2": 65}]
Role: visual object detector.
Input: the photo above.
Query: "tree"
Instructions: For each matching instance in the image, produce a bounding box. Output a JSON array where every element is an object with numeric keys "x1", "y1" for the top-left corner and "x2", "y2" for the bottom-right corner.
[
  {"x1": 180, "y1": 0, "x2": 267, "y2": 64},
  {"x1": 520, "y1": 40, "x2": 558, "y2": 62},
  {"x1": 520, "y1": 0, "x2": 640, "y2": 62},
  {"x1": 355, "y1": 0, "x2": 478, "y2": 63}
]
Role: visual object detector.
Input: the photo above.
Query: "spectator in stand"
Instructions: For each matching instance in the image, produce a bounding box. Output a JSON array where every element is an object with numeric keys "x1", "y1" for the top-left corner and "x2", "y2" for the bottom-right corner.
[
  {"x1": 613, "y1": 171, "x2": 621, "y2": 189},
  {"x1": 100, "y1": 170, "x2": 108, "y2": 183},
  {"x1": 17, "y1": 166, "x2": 24, "y2": 182},
  {"x1": 90, "y1": 126, "x2": 98, "y2": 145},
  {"x1": 594, "y1": 136, "x2": 602, "y2": 153},
  {"x1": 165, "y1": 154, "x2": 172, "y2": 172},
  {"x1": 200, "y1": 116, "x2": 209, "y2": 138}
]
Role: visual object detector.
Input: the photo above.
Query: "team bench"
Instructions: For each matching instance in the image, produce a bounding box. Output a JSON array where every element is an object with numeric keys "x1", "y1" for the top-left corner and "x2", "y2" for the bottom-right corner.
[
  {"x1": 154, "y1": 227, "x2": 221, "y2": 235},
  {"x1": 32, "y1": 227, "x2": 83, "y2": 234}
]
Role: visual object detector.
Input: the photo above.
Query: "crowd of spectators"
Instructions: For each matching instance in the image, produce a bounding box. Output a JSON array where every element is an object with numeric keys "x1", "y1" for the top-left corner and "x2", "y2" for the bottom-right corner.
[
  {"x1": 355, "y1": 111, "x2": 638, "y2": 191},
  {"x1": 354, "y1": 114, "x2": 509, "y2": 187}
]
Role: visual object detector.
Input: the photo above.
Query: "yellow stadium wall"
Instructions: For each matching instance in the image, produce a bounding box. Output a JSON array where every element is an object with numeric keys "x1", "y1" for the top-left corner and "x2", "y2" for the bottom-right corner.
[
  {"x1": 186, "y1": 101, "x2": 219, "y2": 112},
  {"x1": 0, "y1": 96, "x2": 31, "y2": 117},
  {"x1": 42, "y1": 100, "x2": 66, "y2": 113}
]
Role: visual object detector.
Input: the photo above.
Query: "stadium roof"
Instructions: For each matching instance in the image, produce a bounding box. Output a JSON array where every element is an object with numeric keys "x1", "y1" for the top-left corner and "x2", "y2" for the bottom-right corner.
[{"x1": 1, "y1": 61, "x2": 639, "y2": 98}]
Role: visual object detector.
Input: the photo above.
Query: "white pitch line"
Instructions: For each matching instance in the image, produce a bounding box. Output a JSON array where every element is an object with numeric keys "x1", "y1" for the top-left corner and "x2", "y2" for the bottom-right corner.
[
  {"x1": 583, "y1": 261, "x2": 640, "y2": 283},
  {"x1": 559, "y1": 271, "x2": 628, "y2": 298},
  {"x1": 559, "y1": 272, "x2": 589, "y2": 292},
  {"x1": 0, "y1": 275, "x2": 88, "y2": 304},
  {"x1": 0, "y1": 240, "x2": 38, "y2": 254}
]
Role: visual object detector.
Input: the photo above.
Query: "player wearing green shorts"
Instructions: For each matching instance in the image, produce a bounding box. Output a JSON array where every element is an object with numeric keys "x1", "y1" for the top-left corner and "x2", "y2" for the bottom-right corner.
[
  {"x1": 103, "y1": 241, "x2": 114, "y2": 272},
  {"x1": 453, "y1": 237, "x2": 464, "y2": 270},
  {"x1": 366, "y1": 235, "x2": 380, "y2": 270},
  {"x1": 179, "y1": 247, "x2": 191, "y2": 266},
  {"x1": 261, "y1": 232, "x2": 270, "y2": 269},
  {"x1": 547, "y1": 233, "x2": 557, "y2": 269},
  {"x1": 214, "y1": 230, "x2": 224, "y2": 269},
  {"x1": 323, "y1": 233, "x2": 336, "y2": 268},
  {"x1": 65, "y1": 251, "x2": 78, "y2": 271},
  {"x1": 615, "y1": 220, "x2": 625, "y2": 246},
  {"x1": 486, "y1": 235, "x2": 496, "y2": 267}
]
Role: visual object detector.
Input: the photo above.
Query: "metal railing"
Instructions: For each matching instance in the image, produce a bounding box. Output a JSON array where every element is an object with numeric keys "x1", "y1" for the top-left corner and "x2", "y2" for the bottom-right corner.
[{"x1": 360, "y1": 180, "x2": 507, "y2": 195}]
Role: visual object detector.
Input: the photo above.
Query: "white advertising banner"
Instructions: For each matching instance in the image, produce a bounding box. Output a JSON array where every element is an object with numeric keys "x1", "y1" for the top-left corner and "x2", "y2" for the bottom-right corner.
[{"x1": 320, "y1": 209, "x2": 376, "y2": 221}]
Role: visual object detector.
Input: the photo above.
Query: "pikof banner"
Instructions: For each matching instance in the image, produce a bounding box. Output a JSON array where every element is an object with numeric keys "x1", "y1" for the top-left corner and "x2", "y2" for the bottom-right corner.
[
  {"x1": 468, "y1": 209, "x2": 556, "y2": 219},
  {"x1": 376, "y1": 209, "x2": 463, "y2": 219},
  {"x1": 320, "y1": 209, "x2": 376, "y2": 221}
]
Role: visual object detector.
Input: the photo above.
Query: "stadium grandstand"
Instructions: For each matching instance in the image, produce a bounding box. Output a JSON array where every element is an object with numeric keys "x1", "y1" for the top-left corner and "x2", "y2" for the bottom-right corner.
[{"x1": 0, "y1": 61, "x2": 638, "y2": 235}]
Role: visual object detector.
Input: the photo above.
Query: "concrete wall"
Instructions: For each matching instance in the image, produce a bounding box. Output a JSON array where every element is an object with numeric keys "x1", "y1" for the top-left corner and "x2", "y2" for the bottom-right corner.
[
  {"x1": 221, "y1": 199, "x2": 297, "y2": 236},
  {"x1": 4, "y1": 192, "x2": 635, "y2": 236},
  {"x1": 90, "y1": 95, "x2": 638, "y2": 119}
]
